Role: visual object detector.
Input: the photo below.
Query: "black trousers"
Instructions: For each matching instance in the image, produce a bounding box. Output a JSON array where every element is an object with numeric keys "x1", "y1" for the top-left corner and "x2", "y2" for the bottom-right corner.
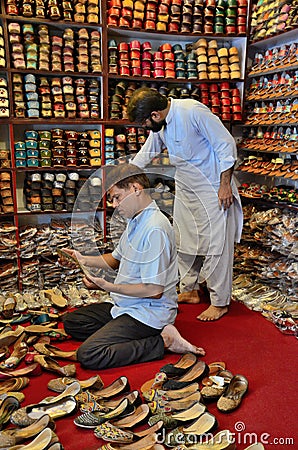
[{"x1": 63, "y1": 302, "x2": 165, "y2": 370}]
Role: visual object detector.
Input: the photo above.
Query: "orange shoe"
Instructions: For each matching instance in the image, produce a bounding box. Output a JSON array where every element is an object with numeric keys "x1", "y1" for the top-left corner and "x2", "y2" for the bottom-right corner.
[{"x1": 177, "y1": 290, "x2": 201, "y2": 304}]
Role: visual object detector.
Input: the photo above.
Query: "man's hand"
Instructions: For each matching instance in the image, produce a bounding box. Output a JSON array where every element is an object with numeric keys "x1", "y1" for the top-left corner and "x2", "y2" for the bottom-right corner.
[
  {"x1": 218, "y1": 167, "x2": 234, "y2": 210},
  {"x1": 83, "y1": 275, "x2": 111, "y2": 292},
  {"x1": 218, "y1": 184, "x2": 234, "y2": 210},
  {"x1": 57, "y1": 248, "x2": 82, "y2": 268}
]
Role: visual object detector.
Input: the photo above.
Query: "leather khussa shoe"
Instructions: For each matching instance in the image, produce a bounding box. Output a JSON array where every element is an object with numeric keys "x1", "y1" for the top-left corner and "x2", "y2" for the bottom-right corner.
[{"x1": 178, "y1": 290, "x2": 201, "y2": 304}]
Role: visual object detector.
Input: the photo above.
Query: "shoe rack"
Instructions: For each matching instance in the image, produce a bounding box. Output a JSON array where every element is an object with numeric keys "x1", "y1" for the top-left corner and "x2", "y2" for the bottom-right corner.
[
  {"x1": 0, "y1": 0, "x2": 252, "y2": 292},
  {"x1": 235, "y1": 18, "x2": 298, "y2": 205},
  {"x1": 233, "y1": 2, "x2": 298, "y2": 310}
]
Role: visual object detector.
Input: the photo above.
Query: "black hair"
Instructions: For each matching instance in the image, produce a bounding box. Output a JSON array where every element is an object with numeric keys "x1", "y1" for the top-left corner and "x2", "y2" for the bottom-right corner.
[{"x1": 127, "y1": 87, "x2": 168, "y2": 123}]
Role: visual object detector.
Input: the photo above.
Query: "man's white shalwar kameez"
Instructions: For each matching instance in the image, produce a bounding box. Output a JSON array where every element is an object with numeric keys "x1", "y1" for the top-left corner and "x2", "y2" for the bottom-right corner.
[{"x1": 133, "y1": 99, "x2": 243, "y2": 306}]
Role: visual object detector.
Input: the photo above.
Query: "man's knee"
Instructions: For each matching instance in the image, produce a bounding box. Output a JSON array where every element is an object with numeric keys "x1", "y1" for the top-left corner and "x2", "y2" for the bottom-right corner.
[
  {"x1": 62, "y1": 314, "x2": 77, "y2": 337},
  {"x1": 77, "y1": 343, "x2": 96, "y2": 369},
  {"x1": 77, "y1": 342, "x2": 107, "y2": 370}
]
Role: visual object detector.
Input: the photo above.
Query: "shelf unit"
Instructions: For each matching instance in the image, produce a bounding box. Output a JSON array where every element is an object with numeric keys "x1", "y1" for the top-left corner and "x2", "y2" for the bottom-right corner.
[
  {"x1": 234, "y1": 25, "x2": 298, "y2": 203},
  {"x1": 0, "y1": 0, "x2": 252, "y2": 292}
]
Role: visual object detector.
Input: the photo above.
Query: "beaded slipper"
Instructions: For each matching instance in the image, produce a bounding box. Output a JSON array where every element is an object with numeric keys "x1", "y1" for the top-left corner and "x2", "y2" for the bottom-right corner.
[
  {"x1": 94, "y1": 419, "x2": 163, "y2": 444},
  {"x1": 0, "y1": 414, "x2": 50, "y2": 447},
  {"x1": 0, "y1": 362, "x2": 41, "y2": 380},
  {"x1": 201, "y1": 361, "x2": 226, "y2": 385},
  {"x1": 1, "y1": 297, "x2": 16, "y2": 319},
  {"x1": 74, "y1": 398, "x2": 133, "y2": 429},
  {"x1": 217, "y1": 374, "x2": 248, "y2": 413},
  {"x1": 0, "y1": 326, "x2": 25, "y2": 348},
  {"x1": 0, "y1": 332, "x2": 28, "y2": 370},
  {"x1": 149, "y1": 402, "x2": 206, "y2": 429},
  {"x1": 25, "y1": 325, "x2": 68, "y2": 341},
  {"x1": 0, "y1": 391, "x2": 25, "y2": 403},
  {"x1": 97, "y1": 433, "x2": 159, "y2": 450},
  {"x1": 201, "y1": 370, "x2": 233, "y2": 401},
  {"x1": 48, "y1": 374, "x2": 103, "y2": 393},
  {"x1": 165, "y1": 411, "x2": 218, "y2": 447},
  {"x1": 79, "y1": 390, "x2": 141, "y2": 413},
  {"x1": 10, "y1": 395, "x2": 77, "y2": 427},
  {"x1": 143, "y1": 382, "x2": 200, "y2": 402},
  {"x1": 148, "y1": 391, "x2": 202, "y2": 414}
]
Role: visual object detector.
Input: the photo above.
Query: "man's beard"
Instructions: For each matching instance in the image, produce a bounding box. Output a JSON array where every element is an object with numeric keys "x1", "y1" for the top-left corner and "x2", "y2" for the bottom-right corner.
[{"x1": 145, "y1": 119, "x2": 166, "y2": 132}]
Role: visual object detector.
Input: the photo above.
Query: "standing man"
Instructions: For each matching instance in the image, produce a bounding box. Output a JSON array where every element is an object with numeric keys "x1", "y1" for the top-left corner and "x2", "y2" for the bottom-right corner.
[
  {"x1": 127, "y1": 88, "x2": 243, "y2": 321},
  {"x1": 61, "y1": 164, "x2": 204, "y2": 370}
]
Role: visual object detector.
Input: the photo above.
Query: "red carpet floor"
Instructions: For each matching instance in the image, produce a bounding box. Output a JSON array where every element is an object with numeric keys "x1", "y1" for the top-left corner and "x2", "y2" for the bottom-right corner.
[{"x1": 11, "y1": 300, "x2": 297, "y2": 450}]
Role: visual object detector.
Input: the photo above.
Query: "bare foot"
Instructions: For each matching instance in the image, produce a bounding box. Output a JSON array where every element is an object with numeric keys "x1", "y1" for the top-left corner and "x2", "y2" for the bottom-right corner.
[
  {"x1": 161, "y1": 324, "x2": 205, "y2": 356},
  {"x1": 178, "y1": 290, "x2": 201, "y2": 304},
  {"x1": 197, "y1": 305, "x2": 228, "y2": 321}
]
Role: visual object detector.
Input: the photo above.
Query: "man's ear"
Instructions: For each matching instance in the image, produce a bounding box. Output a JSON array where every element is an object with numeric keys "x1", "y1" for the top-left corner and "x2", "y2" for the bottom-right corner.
[
  {"x1": 151, "y1": 111, "x2": 161, "y2": 120},
  {"x1": 131, "y1": 182, "x2": 143, "y2": 195}
]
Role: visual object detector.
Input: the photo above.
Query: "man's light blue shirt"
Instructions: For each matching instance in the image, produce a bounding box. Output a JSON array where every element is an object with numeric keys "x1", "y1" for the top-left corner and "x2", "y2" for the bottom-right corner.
[{"x1": 111, "y1": 201, "x2": 178, "y2": 329}]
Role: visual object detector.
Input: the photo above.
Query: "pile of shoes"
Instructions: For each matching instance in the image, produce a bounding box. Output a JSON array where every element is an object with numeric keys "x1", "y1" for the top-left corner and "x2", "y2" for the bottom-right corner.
[
  {"x1": 68, "y1": 356, "x2": 249, "y2": 449},
  {"x1": 109, "y1": 80, "x2": 242, "y2": 123},
  {"x1": 15, "y1": 128, "x2": 102, "y2": 168},
  {"x1": 6, "y1": 0, "x2": 99, "y2": 23},
  {"x1": 110, "y1": 127, "x2": 148, "y2": 161},
  {"x1": 0, "y1": 76, "x2": 9, "y2": 120},
  {"x1": 238, "y1": 126, "x2": 298, "y2": 155},
  {"x1": 151, "y1": 178, "x2": 175, "y2": 212},
  {"x1": 0, "y1": 221, "x2": 18, "y2": 292},
  {"x1": 109, "y1": 80, "x2": 137, "y2": 120},
  {"x1": 233, "y1": 205, "x2": 298, "y2": 318},
  {"x1": 0, "y1": 322, "x2": 78, "y2": 448},
  {"x1": 245, "y1": 98, "x2": 298, "y2": 127},
  {"x1": 236, "y1": 154, "x2": 298, "y2": 180},
  {"x1": 246, "y1": 72, "x2": 298, "y2": 103},
  {"x1": 237, "y1": 181, "x2": 298, "y2": 204},
  {"x1": 0, "y1": 25, "x2": 5, "y2": 70},
  {"x1": 232, "y1": 274, "x2": 297, "y2": 337},
  {"x1": 248, "y1": 42, "x2": 298, "y2": 76},
  {"x1": 18, "y1": 217, "x2": 104, "y2": 289},
  {"x1": 107, "y1": 0, "x2": 248, "y2": 35},
  {"x1": 0, "y1": 173, "x2": 14, "y2": 214},
  {"x1": 12, "y1": 73, "x2": 101, "y2": 120},
  {"x1": 8, "y1": 22, "x2": 102, "y2": 74},
  {"x1": 250, "y1": 0, "x2": 298, "y2": 42},
  {"x1": 193, "y1": 38, "x2": 241, "y2": 81},
  {"x1": 108, "y1": 38, "x2": 242, "y2": 82}
]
